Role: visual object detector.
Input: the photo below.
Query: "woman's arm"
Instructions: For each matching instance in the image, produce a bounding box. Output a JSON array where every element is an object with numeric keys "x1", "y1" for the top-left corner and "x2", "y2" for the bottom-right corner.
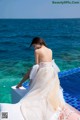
[
  {"x1": 34, "y1": 49, "x2": 39, "y2": 64},
  {"x1": 16, "y1": 49, "x2": 39, "y2": 88},
  {"x1": 16, "y1": 67, "x2": 32, "y2": 88}
]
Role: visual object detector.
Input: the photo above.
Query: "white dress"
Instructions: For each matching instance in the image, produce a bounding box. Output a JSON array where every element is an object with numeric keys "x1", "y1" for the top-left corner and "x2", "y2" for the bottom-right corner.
[{"x1": 0, "y1": 59, "x2": 80, "y2": 120}]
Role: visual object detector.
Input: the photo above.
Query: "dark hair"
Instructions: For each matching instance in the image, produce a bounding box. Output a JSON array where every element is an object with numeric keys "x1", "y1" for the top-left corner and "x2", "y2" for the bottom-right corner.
[{"x1": 29, "y1": 37, "x2": 47, "y2": 48}]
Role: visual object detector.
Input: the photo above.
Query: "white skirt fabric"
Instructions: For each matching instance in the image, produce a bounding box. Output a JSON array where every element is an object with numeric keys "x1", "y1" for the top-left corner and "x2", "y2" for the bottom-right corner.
[
  {"x1": 29, "y1": 59, "x2": 60, "y2": 80},
  {"x1": 0, "y1": 59, "x2": 80, "y2": 120},
  {"x1": 19, "y1": 59, "x2": 65, "y2": 120}
]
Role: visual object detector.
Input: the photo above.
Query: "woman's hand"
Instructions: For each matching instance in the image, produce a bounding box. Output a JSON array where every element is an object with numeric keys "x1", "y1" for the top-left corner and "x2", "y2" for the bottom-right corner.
[
  {"x1": 16, "y1": 82, "x2": 22, "y2": 88},
  {"x1": 16, "y1": 67, "x2": 32, "y2": 89}
]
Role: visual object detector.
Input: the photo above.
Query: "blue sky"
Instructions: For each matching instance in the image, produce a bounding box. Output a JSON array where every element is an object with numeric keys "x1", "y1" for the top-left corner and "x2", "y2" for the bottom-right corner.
[{"x1": 0, "y1": 0, "x2": 80, "y2": 18}]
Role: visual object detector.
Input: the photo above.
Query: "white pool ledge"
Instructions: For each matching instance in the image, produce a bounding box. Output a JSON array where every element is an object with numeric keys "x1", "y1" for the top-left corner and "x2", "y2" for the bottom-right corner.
[{"x1": 11, "y1": 85, "x2": 29, "y2": 103}]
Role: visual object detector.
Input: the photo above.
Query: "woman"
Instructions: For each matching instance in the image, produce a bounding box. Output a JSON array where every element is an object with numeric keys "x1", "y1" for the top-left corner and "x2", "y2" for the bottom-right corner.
[{"x1": 0, "y1": 37, "x2": 80, "y2": 120}]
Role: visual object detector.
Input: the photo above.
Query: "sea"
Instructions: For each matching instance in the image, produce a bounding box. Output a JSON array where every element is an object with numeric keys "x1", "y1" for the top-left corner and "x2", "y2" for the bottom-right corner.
[{"x1": 0, "y1": 19, "x2": 80, "y2": 103}]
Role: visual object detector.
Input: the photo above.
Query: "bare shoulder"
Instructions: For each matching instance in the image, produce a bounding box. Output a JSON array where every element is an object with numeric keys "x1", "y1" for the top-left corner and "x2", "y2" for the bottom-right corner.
[
  {"x1": 48, "y1": 48, "x2": 52, "y2": 53},
  {"x1": 34, "y1": 49, "x2": 40, "y2": 54}
]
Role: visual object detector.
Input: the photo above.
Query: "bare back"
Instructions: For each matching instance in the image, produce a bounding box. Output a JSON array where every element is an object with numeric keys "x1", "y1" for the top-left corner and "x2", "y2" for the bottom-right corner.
[{"x1": 34, "y1": 46, "x2": 53, "y2": 64}]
